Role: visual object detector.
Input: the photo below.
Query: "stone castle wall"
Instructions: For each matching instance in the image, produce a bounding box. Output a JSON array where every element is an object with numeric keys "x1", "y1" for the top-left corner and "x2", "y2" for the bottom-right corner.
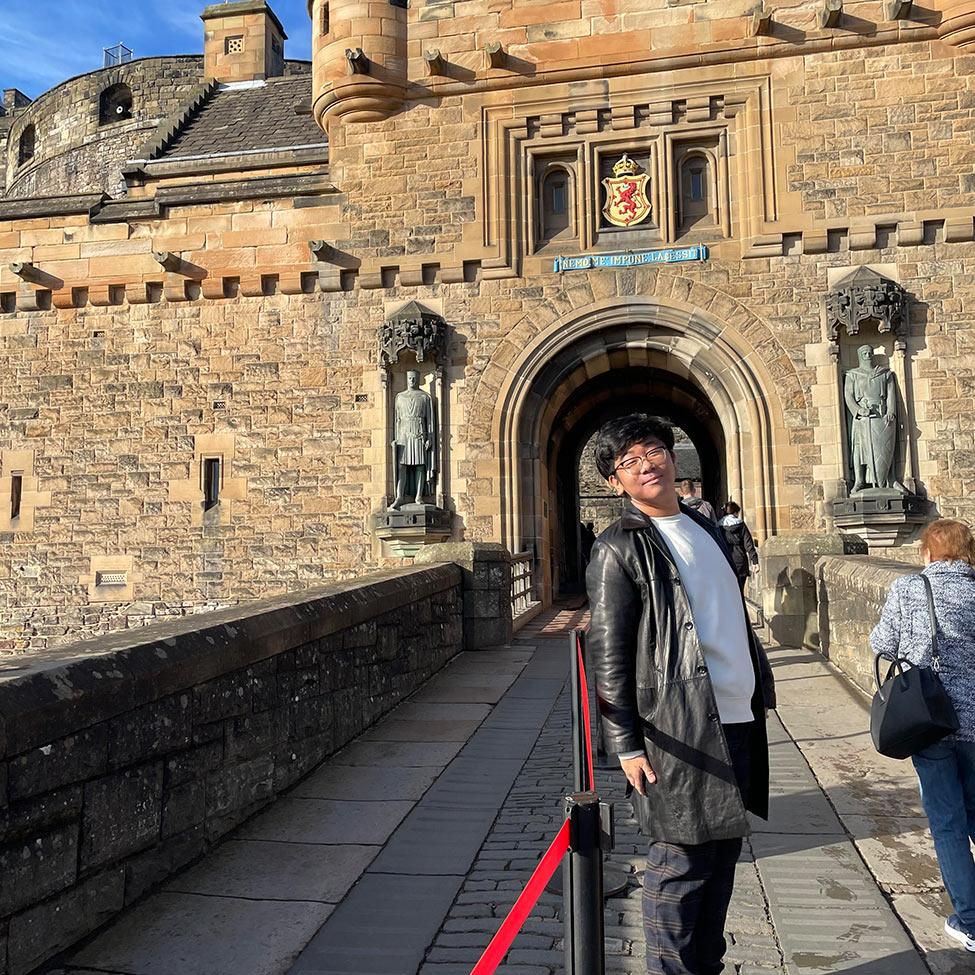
[
  {"x1": 2, "y1": 57, "x2": 312, "y2": 201},
  {"x1": 3, "y1": 58, "x2": 206, "y2": 200},
  {"x1": 1, "y1": 5, "x2": 975, "y2": 648}
]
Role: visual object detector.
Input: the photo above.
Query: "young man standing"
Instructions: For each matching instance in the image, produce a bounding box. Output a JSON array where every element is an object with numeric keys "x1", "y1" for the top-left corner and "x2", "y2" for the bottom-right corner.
[{"x1": 585, "y1": 414, "x2": 776, "y2": 975}]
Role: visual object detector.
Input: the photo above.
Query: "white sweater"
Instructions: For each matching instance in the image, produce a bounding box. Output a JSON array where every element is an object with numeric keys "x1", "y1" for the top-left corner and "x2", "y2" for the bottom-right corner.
[{"x1": 619, "y1": 513, "x2": 755, "y2": 761}]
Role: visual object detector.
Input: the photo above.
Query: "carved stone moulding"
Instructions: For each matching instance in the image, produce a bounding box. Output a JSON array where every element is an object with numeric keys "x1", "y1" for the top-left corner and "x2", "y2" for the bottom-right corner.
[
  {"x1": 829, "y1": 491, "x2": 928, "y2": 550},
  {"x1": 379, "y1": 300, "x2": 448, "y2": 369},
  {"x1": 373, "y1": 504, "x2": 452, "y2": 558},
  {"x1": 825, "y1": 267, "x2": 908, "y2": 347}
]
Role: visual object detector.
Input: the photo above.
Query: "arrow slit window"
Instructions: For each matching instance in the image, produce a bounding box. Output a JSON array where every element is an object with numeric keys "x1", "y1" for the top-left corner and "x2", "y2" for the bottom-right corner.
[
  {"x1": 10, "y1": 473, "x2": 22, "y2": 520},
  {"x1": 203, "y1": 457, "x2": 222, "y2": 511}
]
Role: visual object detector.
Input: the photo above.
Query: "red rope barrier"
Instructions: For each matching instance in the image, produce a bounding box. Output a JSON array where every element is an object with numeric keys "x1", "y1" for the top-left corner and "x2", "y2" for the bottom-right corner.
[
  {"x1": 576, "y1": 635, "x2": 595, "y2": 790},
  {"x1": 468, "y1": 819, "x2": 571, "y2": 975}
]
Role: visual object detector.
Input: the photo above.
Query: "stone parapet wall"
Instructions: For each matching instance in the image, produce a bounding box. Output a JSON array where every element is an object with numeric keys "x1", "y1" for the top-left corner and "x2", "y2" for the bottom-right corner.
[
  {"x1": 0, "y1": 564, "x2": 462, "y2": 975},
  {"x1": 815, "y1": 554, "x2": 917, "y2": 694}
]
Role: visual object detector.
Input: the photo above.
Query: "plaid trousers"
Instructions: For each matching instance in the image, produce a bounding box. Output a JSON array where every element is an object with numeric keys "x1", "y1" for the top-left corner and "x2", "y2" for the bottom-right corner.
[{"x1": 642, "y1": 722, "x2": 753, "y2": 975}]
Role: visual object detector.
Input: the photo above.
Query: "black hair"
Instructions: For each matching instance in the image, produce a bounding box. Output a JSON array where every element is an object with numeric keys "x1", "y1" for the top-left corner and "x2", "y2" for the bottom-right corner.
[
  {"x1": 724, "y1": 500, "x2": 741, "y2": 516},
  {"x1": 592, "y1": 414, "x2": 675, "y2": 479}
]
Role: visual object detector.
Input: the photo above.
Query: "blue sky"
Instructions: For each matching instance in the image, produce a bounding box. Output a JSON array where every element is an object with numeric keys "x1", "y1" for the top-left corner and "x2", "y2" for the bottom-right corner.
[{"x1": 2, "y1": 0, "x2": 313, "y2": 98}]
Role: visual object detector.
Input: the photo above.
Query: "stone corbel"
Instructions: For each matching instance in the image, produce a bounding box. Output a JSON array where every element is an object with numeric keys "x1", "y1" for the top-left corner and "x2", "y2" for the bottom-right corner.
[
  {"x1": 308, "y1": 239, "x2": 335, "y2": 263},
  {"x1": 751, "y1": 7, "x2": 773, "y2": 35},
  {"x1": 346, "y1": 48, "x2": 369, "y2": 74},
  {"x1": 424, "y1": 50, "x2": 447, "y2": 76},
  {"x1": 485, "y1": 42, "x2": 507, "y2": 69},
  {"x1": 819, "y1": 0, "x2": 843, "y2": 27}
]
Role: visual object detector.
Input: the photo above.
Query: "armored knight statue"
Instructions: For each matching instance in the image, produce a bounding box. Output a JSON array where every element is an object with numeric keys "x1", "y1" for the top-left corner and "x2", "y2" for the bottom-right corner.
[
  {"x1": 844, "y1": 345, "x2": 904, "y2": 494},
  {"x1": 390, "y1": 370, "x2": 437, "y2": 509}
]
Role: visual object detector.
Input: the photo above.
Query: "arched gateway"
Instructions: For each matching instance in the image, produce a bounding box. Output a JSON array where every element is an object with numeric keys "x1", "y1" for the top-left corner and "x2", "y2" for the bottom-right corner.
[{"x1": 471, "y1": 277, "x2": 802, "y2": 606}]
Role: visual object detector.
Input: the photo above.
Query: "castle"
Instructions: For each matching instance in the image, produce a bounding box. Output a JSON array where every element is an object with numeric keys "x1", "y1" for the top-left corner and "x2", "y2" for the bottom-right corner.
[{"x1": 2, "y1": 0, "x2": 975, "y2": 650}]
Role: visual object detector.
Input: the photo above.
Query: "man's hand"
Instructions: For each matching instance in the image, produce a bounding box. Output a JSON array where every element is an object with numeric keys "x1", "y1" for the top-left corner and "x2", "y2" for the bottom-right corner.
[{"x1": 621, "y1": 754, "x2": 656, "y2": 795}]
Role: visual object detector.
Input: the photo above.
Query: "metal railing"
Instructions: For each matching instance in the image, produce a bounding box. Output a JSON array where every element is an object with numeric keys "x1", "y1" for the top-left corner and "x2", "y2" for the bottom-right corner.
[{"x1": 511, "y1": 551, "x2": 534, "y2": 620}]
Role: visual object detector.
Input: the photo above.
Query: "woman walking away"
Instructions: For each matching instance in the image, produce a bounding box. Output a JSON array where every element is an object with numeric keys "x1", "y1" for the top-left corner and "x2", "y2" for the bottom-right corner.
[
  {"x1": 870, "y1": 518, "x2": 975, "y2": 953},
  {"x1": 719, "y1": 501, "x2": 759, "y2": 593}
]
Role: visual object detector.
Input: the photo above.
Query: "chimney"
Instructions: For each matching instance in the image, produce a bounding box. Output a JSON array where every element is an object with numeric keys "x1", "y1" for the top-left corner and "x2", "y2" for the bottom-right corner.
[
  {"x1": 3, "y1": 89, "x2": 32, "y2": 114},
  {"x1": 201, "y1": 1, "x2": 287, "y2": 83}
]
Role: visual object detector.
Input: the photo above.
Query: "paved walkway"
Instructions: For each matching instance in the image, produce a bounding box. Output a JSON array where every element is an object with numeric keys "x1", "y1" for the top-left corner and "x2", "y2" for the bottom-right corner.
[{"x1": 52, "y1": 606, "x2": 965, "y2": 975}]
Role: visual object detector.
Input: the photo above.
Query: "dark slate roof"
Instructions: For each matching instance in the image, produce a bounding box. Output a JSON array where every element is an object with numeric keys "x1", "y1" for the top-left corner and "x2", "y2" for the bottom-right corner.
[{"x1": 161, "y1": 75, "x2": 324, "y2": 159}]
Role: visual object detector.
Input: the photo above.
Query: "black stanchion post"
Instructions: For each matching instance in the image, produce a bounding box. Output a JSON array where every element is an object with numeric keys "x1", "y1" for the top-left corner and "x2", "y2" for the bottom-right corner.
[
  {"x1": 563, "y1": 791, "x2": 605, "y2": 975},
  {"x1": 569, "y1": 630, "x2": 588, "y2": 793}
]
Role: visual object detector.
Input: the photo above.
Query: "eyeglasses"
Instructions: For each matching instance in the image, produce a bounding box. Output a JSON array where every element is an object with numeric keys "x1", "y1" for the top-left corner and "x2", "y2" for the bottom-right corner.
[{"x1": 613, "y1": 446, "x2": 670, "y2": 476}]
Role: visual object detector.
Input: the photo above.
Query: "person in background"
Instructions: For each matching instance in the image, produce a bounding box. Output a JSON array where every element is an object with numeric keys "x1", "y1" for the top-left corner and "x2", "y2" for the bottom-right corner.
[
  {"x1": 580, "y1": 520, "x2": 597, "y2": 566},
  {"x1": 720, "y1": 501, "x2": 760, "y2": 594},
  {"x1": 870, "y1": 518, "x2": 975, "y2": 954},
  {"x1": 678, "y1": 479, "x2": 716, "y2": 522}
]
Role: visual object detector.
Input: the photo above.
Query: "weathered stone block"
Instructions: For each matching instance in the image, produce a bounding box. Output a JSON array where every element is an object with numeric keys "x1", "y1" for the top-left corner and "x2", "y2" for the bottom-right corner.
[
  {"x1": 226, "y1": 708, "x2": 289, "y2": 763},
  {"x1": 291, "y1": 697, "x2": 333, "y2": 742},
  {"x1": 163, "y1": 741, "x2": 223, "y2": 789},
  {"x1": 161, "y1": 781, "x2": 205, "y2": 839},
  {"x1": 81, "y1": 763, "x2": 164, "y2": 871},
  {"x1": 0, "y1": 785, "x2": 82, "y2": 843},
  {"x1": 7, "y1": 867, "x2": 124, "y2": 975},
  {"x1": 107, "y1": 694, "x2": 193, "y2": 768},
  {"x1": 204, "y1": 755, "x2": 273, "y2": 842},
  {"x1": 123, "y1": 826, "x2": 205, "y2": 906},
  {"x1": 0, "y1": 823, "x2": 78, "y2": 916},
  {"x1": 193, "y1": 670, "x2": 253, "y2": 724},
  {"x1": 8, "y1": 727, "x2": 108, "y2": 801}
]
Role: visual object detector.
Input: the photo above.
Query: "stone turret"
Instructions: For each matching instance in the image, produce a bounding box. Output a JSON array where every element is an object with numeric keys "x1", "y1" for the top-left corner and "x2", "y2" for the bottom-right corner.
[
  {"x1": 202, "y1": 0, "x2": 287, "y2": 83},
  {"x1": 308, "y1": 0, "x2": 407, "y2": 132}
]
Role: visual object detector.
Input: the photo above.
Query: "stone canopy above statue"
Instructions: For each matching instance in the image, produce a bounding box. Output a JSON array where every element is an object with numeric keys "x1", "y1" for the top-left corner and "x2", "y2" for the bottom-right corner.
[
  {"x1": 825, "y1": 267, "x2": 908, "y2": 345},
  {"x1": 379, "y1": 301, "x2": 448, "y2": 368}
]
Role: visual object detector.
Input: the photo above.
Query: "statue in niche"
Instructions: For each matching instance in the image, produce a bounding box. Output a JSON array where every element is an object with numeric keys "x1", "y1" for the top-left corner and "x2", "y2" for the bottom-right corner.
[
  {"x1": 390, "y1": 369, "x2": 438, "y2": 509},
  {"x1": 844, "y1": 345, "x2": 905, "y2": 494}
]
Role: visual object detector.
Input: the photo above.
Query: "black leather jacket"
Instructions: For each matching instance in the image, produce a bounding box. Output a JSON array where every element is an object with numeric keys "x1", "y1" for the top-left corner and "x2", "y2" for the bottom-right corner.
[{"x1": 585, "y1": 501, "x2": 776, "y2": 844}]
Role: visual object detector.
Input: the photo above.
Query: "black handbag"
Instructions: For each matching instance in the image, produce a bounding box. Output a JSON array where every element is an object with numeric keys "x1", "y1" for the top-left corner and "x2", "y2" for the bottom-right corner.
[{"x1": 870, "y1": 574, "x2": 960, "y2": 760}]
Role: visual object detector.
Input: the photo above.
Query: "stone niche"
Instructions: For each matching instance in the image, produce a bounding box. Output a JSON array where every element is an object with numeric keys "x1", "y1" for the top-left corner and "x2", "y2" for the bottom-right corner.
[
  {"x1": 823, "y1": 267, "x2": 927, "y2": 550},
  {"x1": 372, "y1": 301, "x2": 453, "y2": 557}
]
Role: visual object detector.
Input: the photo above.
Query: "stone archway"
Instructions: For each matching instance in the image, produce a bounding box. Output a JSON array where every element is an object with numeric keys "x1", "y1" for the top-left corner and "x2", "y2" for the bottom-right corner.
[{"x1": 468, "y1": 274, "x2": 803, "y2": 606}]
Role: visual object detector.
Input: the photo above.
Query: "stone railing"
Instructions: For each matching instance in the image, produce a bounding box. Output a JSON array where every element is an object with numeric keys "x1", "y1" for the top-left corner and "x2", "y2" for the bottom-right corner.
[
  {"x1": 0, "y1": 564, "x2": 461, "y2": 975},
  {"x1": 815, "y1": 554, "x2": 917, "y2": 695}
]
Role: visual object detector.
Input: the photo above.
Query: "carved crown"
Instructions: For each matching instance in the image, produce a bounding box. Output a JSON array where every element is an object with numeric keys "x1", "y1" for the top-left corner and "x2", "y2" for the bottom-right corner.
[{"x1": 611, "y1": 154, "x2": 639, "y2": 178}]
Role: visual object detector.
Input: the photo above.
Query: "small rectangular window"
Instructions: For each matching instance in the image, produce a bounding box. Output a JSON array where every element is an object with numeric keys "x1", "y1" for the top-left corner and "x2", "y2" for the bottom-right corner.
[
  {"x1": 10, "y1": 473, "x2": 23, "y2": 520},
  {"x1": 690, "y1": 169, "x2": 705, "y2": 202},
  {"x1": 322, "y1": 3, "x2": 330, "y2": 34},
  {"x1": 203, "y1": 458, "x2": 221, "y2": 511},
  {"x1": 551, "y1": 182, "x2": 567, "y2": 216},
  {"x1": 225, "y1": 35, "x2": 244, "y2": 54}
]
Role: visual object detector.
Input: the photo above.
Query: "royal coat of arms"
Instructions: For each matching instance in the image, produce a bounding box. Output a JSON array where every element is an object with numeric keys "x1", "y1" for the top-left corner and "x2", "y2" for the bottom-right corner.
[{"x1": 602, "y1": 154, "x2": 652, "y2": 228}]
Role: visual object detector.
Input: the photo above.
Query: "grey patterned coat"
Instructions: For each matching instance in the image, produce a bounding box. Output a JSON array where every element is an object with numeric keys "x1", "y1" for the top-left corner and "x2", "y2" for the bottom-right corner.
[{"x1": 869, "y1": 560, "x2": 975, "y2": 742}]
